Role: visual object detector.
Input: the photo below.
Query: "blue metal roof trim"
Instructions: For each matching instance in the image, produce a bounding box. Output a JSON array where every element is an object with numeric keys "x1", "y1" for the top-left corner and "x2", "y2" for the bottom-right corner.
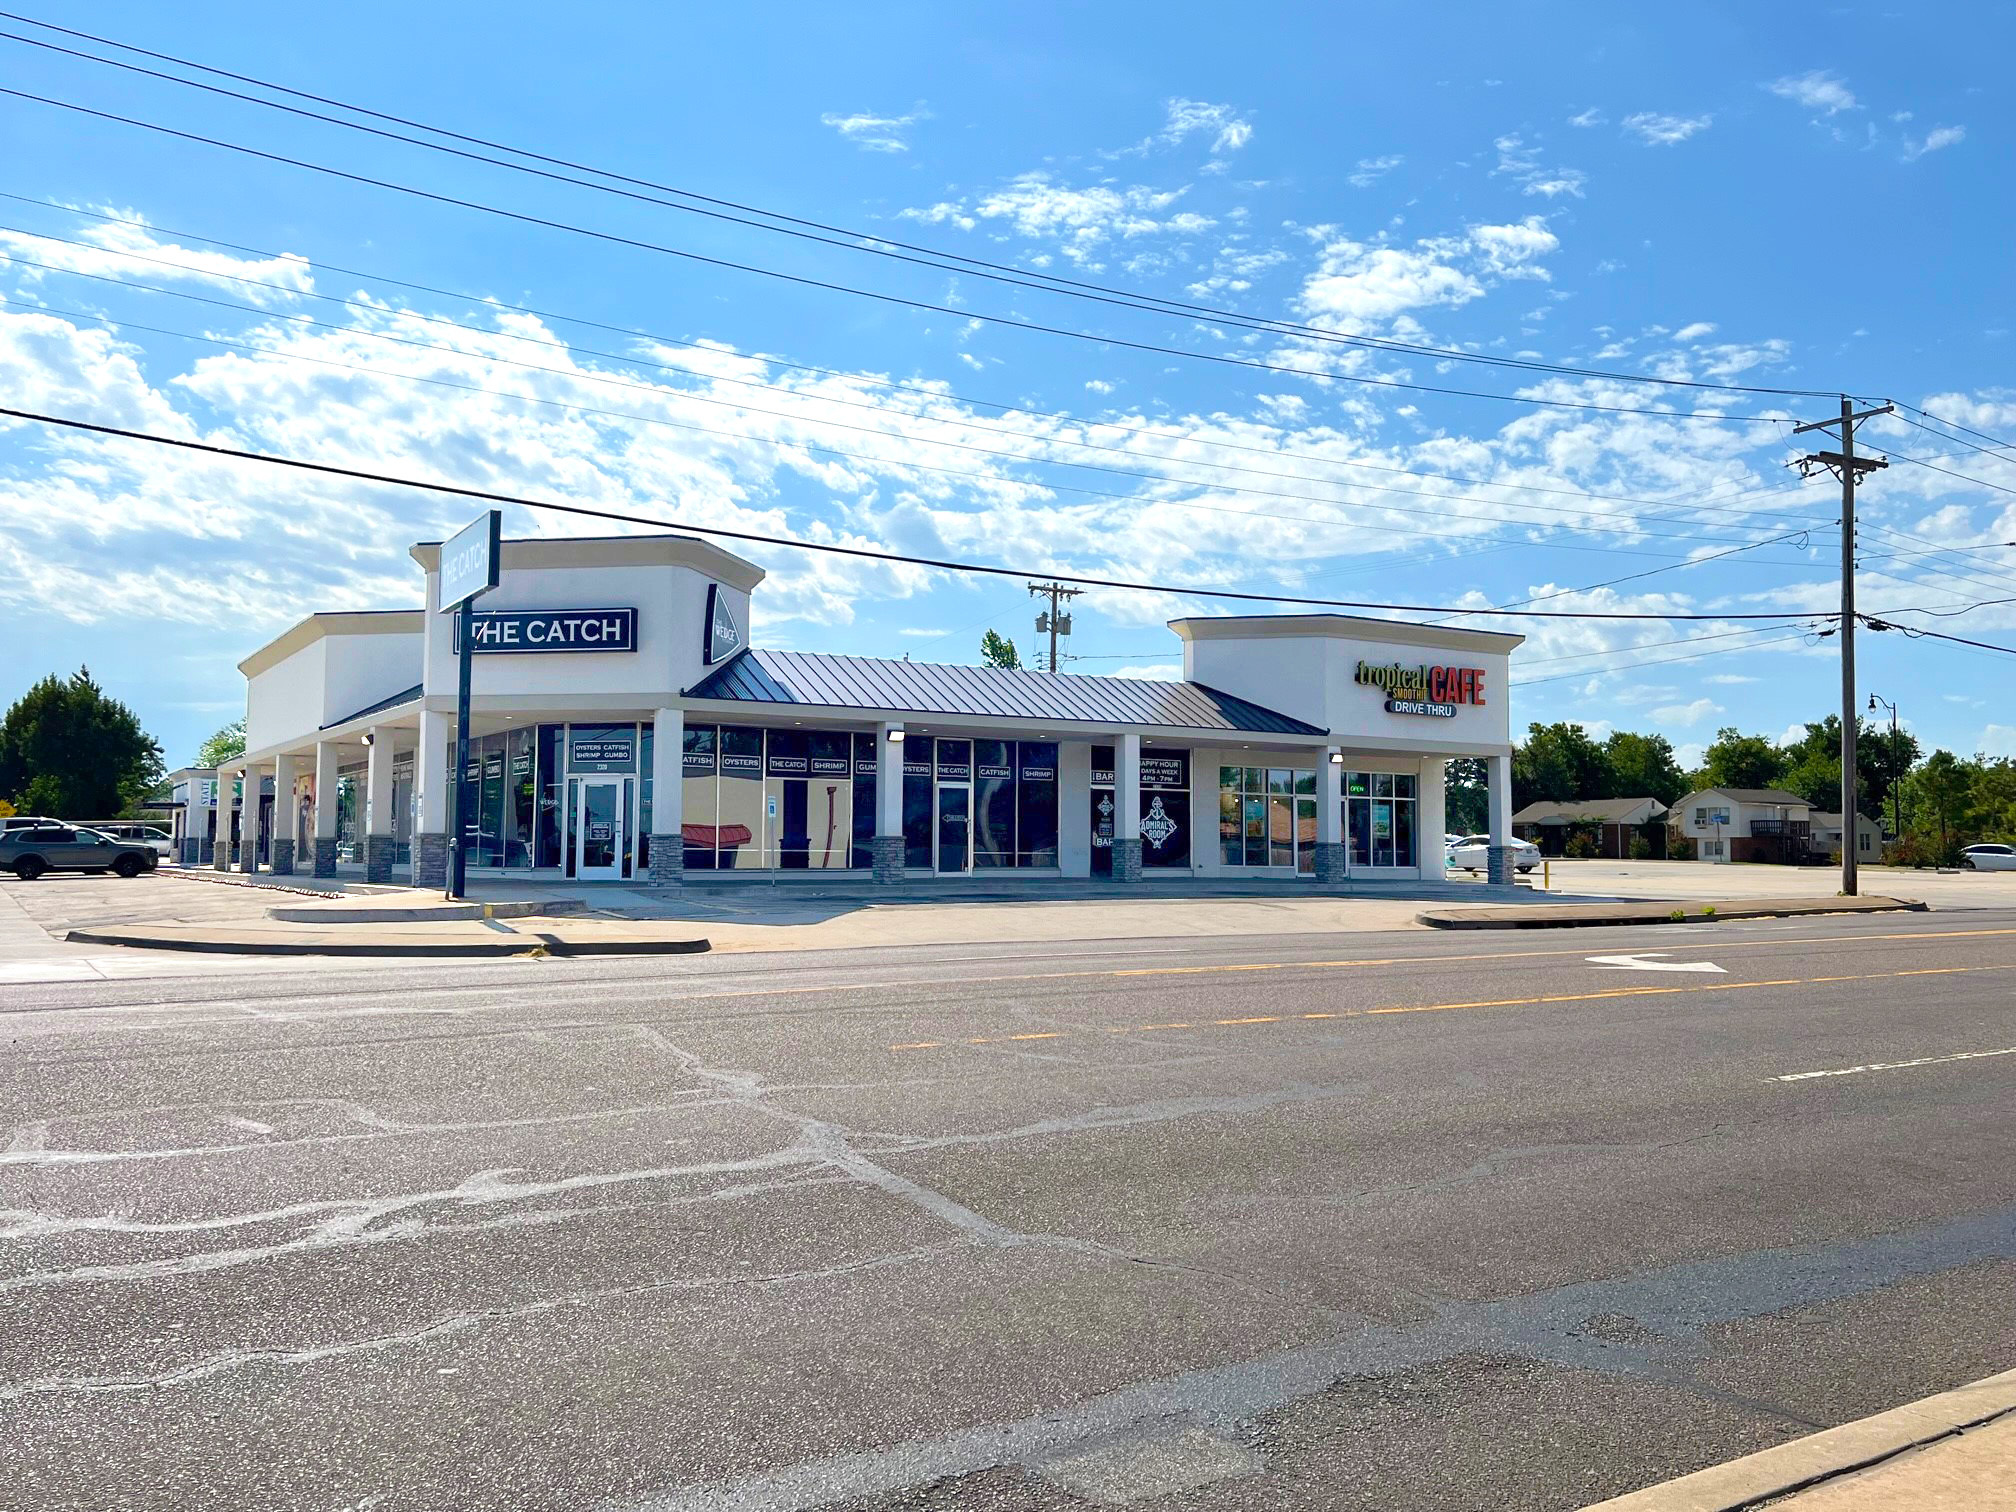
[
  {"x1": 684, "y1": 649, "x2": 1322, "y2": 736},
  {"x1": 321, "y1": 682, "x2": 424, "y2": 731}
]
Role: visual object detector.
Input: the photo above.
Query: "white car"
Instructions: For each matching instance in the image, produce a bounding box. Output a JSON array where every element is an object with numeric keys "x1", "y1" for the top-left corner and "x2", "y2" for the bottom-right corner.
[
  {"x1": 83, "y1": 822, "x2": 176, "y2": 860},
  {"x1": 1959, "y1": 843, "x2": 2016, "y2": 871},
  {"x1": 1446, "y1": 834, "x2": 1541, "y2": 875}
]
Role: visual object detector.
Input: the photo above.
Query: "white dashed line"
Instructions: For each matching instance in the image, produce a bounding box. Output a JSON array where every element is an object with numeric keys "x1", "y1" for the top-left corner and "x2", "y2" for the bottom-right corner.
[{"x1": 1773, "y1": 1046, "x2": 2016, "y2": 1082}]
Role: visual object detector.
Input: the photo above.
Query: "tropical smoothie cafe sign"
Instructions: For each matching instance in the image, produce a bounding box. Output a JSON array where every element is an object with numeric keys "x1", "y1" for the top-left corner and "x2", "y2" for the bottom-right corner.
[{"x1": 1355, "y1": 659, "x2": 1488, "y2": 719}]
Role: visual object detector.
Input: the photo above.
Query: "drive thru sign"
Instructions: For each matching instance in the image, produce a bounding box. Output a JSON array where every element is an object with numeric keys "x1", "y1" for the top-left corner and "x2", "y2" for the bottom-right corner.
[{"x1": 439, "y1": 511, "x2": 501, "y2": 900}]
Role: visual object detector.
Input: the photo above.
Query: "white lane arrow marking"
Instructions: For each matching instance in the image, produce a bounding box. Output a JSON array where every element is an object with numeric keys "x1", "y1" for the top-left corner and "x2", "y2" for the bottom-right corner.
[{"x1": 1585, "y1": 952, "x2": 1727, "y2": 974}]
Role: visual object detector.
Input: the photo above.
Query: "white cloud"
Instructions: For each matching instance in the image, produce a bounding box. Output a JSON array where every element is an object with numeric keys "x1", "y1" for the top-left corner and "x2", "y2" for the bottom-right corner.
[
  {"x1": 1348, "y1": 154, "x2": 1405, "y2": 188},
  {"x1": 1980, "y1": 724, "x2": 2016, "y2": 759},
  {"x1": 1083, "y1": 379, "x2": 1116, "y2": 394},
  {"x1": 1492, "y1": 134, "x2": 1587, "y2": 199},
  {"x1": 1704, "y1": 673, "x2": 1759, "y2": 685},
  {"x1": 1903, "y1": 125, "x2": 1966, "y2": 161},
  {"x1": 819, "y1": 108, "x2": 928, "y2": 153},
  {"x1": 902, "y1": 175, "x2": 1208, "y2": 267},
  {"x1": 1111, "y1": 663, "x2": 1184, "y2": 681},
  {"x1": 0, "y1": 214, "x2": 313, "y2": 304},
  {"x1": 1767, "y1": 71, "x2": 1858, "y2": 115},
  {"x1": 1568, "y1": 108, "x2": 1606, "y2": 128},
  {"x1": 1673, "y1": 321, "x2": 1718, "y2": 342},
  {"x1": 1654, "y1": 698, "x2": 1724, "y2": 726},
  {"x1": 1675, "y1": 741, "x2": 1707, "y2": 770},
  {"x1": 1776, "y1": 722, "x2": 1808, "y2": 746},
  {"x1": 1154, "y1": 98, "x2": 1253, "y2": 155},
  {"x1": 1294, "y1": 217, "x2": 1557, "y2": 331},
  {"x1": 1622, "y1": 112, "x2": 1713, "y2": 146}
]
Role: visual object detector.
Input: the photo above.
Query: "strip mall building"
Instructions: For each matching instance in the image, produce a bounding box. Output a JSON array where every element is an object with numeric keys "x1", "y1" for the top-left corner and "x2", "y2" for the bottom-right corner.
[{"x1": 204, "y1": 533, "x2": 1524, "y2": 886}]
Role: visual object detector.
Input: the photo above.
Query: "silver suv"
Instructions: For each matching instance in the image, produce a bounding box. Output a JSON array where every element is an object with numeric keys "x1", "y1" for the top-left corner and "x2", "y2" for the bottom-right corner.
[{"x1": 0, "y1": 824, "x2": 158, "y2": 880}]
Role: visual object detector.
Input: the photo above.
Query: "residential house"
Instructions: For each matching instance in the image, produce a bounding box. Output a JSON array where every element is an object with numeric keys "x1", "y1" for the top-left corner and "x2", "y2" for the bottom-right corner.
[
  {"x1": 1808, "y1": 810, "x2": 1884, "y2": 863},
  {"x1": 1511, "y1": 796, "x2": 1669, "y2": 858},
  {"x1": 1668, "y1": 788, "x2": 1813, "y2": 864}
]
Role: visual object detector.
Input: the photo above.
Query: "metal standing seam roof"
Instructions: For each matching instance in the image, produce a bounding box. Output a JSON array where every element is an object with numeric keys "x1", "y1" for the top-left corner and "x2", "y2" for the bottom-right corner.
[
  {"x1": 321, "y1": 682, "x2": 424, "y2": 731},
  {"x1": 684, "y1": 649, "x2": 1326, "y2": 737}
]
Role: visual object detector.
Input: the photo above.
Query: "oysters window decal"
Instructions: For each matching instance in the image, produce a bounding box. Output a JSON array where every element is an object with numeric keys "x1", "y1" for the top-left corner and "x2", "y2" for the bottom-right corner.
[{"x1": 1141, "y1": 795, "x2": 1180, "y2": 849}]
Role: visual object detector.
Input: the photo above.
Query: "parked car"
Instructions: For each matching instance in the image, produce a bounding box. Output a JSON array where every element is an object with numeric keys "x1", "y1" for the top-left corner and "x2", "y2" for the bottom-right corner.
[
  {"x1": 1446, "y1": 834, "x2": 1541, "y2": 874},
  {"x1": 1959, "y1": 843, "x2": 2016, "y2": 872},
  {"x1": 0, "y1": 824, "x2": 158, "y2": 880},
  {"x1": 80, "y1": 821, "x2": 175, "y2": 860},
  {"x1": 1, "y1": 815, "x2": 61, "y2": 833}
]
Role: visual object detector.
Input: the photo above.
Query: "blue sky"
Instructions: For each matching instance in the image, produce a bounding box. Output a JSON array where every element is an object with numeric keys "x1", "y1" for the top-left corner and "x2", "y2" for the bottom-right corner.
[{"x1": 2, "y1": 1, "x2": 2012, "y2": 772}]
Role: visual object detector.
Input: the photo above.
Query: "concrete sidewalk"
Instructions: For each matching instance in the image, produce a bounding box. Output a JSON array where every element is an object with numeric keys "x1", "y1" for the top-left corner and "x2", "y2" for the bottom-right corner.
[
  {"x1": 1420, "y1": 896, "x2": 1928, "y2": 930},
  {"x1": 1586, "y1": 1367, "x2": 2016, "y2": 1510},
  {"x1": 66, "y1": 916, "x2": 709, "y2": 957}
]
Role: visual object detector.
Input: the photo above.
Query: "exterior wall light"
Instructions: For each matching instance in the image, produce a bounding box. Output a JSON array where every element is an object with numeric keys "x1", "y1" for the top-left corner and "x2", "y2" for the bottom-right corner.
[
  {"x1": 1328, "y1": 751, "x2": 1344, "y2": 765},
  {"x1": 887, "y1": 728, "x2": 906, "y2": 743},
  {"x1": 361, "y1": 732, "x2": 375, "y2": 747}
]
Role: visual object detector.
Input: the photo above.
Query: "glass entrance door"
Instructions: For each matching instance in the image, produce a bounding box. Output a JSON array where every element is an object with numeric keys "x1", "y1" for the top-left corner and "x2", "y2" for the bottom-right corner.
[
  {"x1": 575, "y1": 778, "x2": 624, "y2": 881},
  {"x1": 935, "y1": 784, "x2": 971, "y2": 874}
]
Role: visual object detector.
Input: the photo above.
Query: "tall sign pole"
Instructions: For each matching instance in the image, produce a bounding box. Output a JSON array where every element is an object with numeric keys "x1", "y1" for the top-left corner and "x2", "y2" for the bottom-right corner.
[
  {"x1": 1794, "y1": 399, "x2": 1890, "y2": 897},
  {"x1": 437, "y1": 510, "x2": 501, "y2": 901}
]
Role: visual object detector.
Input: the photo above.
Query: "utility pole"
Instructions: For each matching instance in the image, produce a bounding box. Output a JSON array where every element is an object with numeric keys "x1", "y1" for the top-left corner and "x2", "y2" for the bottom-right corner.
[
  {"x1": 1794, "y1": 397, "x2": 1891, "y2": 897},
  {"x1": 1028, "y1": 580, "x2": 1082, "y2": 674}
]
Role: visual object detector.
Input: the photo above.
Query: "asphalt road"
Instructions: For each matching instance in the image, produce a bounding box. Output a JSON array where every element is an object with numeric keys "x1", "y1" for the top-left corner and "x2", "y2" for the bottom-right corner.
[{"x1": 4, "y1": 908, "x2": 2015, "y2": 1511}]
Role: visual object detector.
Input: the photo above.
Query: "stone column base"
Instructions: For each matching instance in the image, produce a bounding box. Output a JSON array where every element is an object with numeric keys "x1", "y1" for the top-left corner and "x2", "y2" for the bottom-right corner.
[
  {"x1": 646, "y1": 834, "x2": 684, "y2": 887},
  {"x1": 238, "y1": 835, "x2": 260, "y2": 873},
  {"x1": 870, "y1": 835, "x2": 905, "y2": 883},
  {"x1": 196, "y1": 837, "x2": 214, "y2": 865},
  {"x1": 1486, "y1": 845, "x2": 1514, "y2": 885},
  {"x1": 365, "y1": 834, "x2": 397, "y2": 884},
  {"x1": 312, "y1": 837, "x2": 339, "y2": 878},
  {"x1": 213, "y1": 836, "x2": 234, "y2": 871},
  {"x1": 413, "y1": 832, "x2": 449, "y2": 888},
  {"x1": 1113, "y1": 837, "x2": 1144, "y2": 882},
  {"x1": 180, "y1": 837, "x2": 200, "y2": 867},
  {"x1": 269, "y1": 839, "x2": 296, "y2": 876},
  {"x1": 1313, "y1": 841, "x2": 1349, "y2": 884}
]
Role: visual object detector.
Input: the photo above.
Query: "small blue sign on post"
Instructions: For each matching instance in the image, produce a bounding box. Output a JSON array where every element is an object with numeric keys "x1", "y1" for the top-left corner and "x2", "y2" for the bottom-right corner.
[{"x1": 439, "y1": 511, "x2": 501, "y2": 613}]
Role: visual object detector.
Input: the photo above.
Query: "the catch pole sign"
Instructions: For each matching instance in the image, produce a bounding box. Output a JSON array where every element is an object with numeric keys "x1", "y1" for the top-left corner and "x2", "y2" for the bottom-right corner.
[{"x1": 439, "y1": 511, "x2": 501, "y2": 901}]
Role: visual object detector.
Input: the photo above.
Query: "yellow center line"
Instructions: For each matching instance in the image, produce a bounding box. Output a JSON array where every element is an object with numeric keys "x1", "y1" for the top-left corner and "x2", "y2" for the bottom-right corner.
[{"x1": 894, "y1": 961, "x2": 2016, "y2": 1051}]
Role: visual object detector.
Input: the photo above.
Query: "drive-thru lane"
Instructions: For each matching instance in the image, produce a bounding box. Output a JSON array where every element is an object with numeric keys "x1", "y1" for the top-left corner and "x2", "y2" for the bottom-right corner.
[{"x1": 3, "y1": 909, "x2": 2014, "y2": 1510}]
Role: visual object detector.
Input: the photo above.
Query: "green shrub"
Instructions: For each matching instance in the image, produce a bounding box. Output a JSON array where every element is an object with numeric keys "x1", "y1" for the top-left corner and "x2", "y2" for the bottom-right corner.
[
  {"x1": 1628, "y1": 835, "x2": 1654, "y2": 860},
  {"x1": 1564, "y1": 832, "x2": 1600, "y2": 859},
  {"x1": 1670, "y1": 836, "x2": 1696, "y2": 861}
]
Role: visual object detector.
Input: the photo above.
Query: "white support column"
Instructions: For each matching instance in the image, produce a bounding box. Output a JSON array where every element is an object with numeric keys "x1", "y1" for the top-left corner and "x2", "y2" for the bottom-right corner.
[
  {"x1": 1417, "y1": 758, "x2": 1447, "y2": 881},
  {"x1": 1114, "y1": 732, "x2": 1143, "y2": 882},
  {"x1": 270, "y1": 753, "x2": 299, "y2": 875},
  {"x1": 872, "y1": 723, "x2": 905, "y2": 883},
  {"x1": 648, "y1": 707, "x2": 684, "y2": 887},
  {"x1": 309, "y1": 740, "x2": 341, "y2": 878},
  {"x1": 207, "y1": 771, "x2": 230, "y2": 868},
  {"x1": 1316, "y1": 745, "x2": 1346, "y2": 883},
  {"x1": 235, "y1": 766, "x2": 262, "y2": 872},
  {"x1": 413, "y1": 707, "x2": 451, "y2": 887},
  {"x1": 364, "y1": 729, "x2": 397, "y2": 883},
  {"x1": 1486, "y1": 752, "x2": 1514, "y2": 886}
]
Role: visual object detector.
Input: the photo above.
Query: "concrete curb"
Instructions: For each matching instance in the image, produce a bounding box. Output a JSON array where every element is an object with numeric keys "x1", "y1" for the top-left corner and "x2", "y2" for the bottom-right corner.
[
  {"x1": 1581, "y1": 1366, "x2": 2016, "y2": 1510},
  {"x1": 63, "y1": 927, "x2": 709, "y2": 959},
  {"x1": 1417, "y1": 897, "x2": 1928, "y2": 931},
  {"x1": 263, "y1": 899, "x2": 587, "y2": 924}
]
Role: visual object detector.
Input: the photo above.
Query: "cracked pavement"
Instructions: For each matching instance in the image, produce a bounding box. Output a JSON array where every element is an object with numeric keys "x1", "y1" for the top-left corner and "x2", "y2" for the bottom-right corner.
[{"x1": 3, "y1": 898, "x2": 2015, "y2": 1509}]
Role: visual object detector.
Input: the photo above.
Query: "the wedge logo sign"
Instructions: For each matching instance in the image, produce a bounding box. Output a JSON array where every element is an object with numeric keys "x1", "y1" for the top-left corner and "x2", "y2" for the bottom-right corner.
[{"x1": 704, "y1": 584, "x2": 743, "y2": 664}]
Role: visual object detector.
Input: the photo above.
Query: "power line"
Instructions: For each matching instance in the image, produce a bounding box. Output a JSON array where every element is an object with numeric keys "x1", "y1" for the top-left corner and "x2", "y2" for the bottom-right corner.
[
  {"x1": 1862, "y1": 617, "x2": 2016, "y2": 658},
  {"x1": 0, "y1": 251, "x2": 1824, "y2": 545},
  {"x1": 1515, "y1": 620, "x2": 1826, "y2": 666},
  {"x1": 1886, "y1": 400, "x2": 2016, "y2": 457},
  {"x1": 0, "y1": 15, "x2": 1846, "y2": 403},
  {"x1": 0, "y1": 85, "x2": 1808, "y2": 428},
  {"x1": 18, "y1": 297, "x2": 1810, "y2": 557},
  {"x1": 1509, "y1": 627, "x2": 1829, "y2": 688},
  {"x1": 1888, "y1": 448, "x2": 2016, "y2": 499},
  {"x1": 0, "y1": 200, "x2": 1816, "y2": 524},
  {"x1": 0, "y1": 213, "x2": 1827, "y2": 529},
  {"x1": 0, "y1": 404, "x2": 1834, "y2": 622}
]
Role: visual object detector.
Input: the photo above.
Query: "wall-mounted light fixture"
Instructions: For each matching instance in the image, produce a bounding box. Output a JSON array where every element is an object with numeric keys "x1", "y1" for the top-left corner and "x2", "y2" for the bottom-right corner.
[
  {"x1": 361, "y1": 732, "x2": 376, "y2": 747},
  {"x1": 1328, "y1": 751, "x2": 1344, "y2": 765},
  {"x1": 887, "y1": 727, "x2": 906, "y2": 744}
]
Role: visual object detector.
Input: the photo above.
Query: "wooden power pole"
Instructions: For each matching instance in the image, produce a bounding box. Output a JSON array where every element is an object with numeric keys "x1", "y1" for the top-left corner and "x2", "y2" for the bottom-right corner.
[
  {"x1": 1794, "y1": 397, "x2": 1891, "y2": 897},
  {"x1": 1028, "y1": 581, "x2": 1082, "y2": 674}
]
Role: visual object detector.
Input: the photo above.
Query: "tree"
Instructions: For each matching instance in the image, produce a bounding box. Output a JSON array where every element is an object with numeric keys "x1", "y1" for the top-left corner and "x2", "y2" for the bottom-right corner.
[
  {"x1": 979, "y1": 630, "x2": 1022, "y2": 671},
  {"x1": 1512, "y1": 722, "x2": 1609, "y2": 808},
  {"x1": 1860, "y1": 720, "x2": 1921, "y2": 826},
  {"x1": 1445, "y1": 757, "x2": 1488, "y2": 834},
  {"x1": 1902, "y1": 749, "x2": 1975, "y2": 865},
  {"x1": 1603, "y1": 731, "x2": 1687, "y2": 804},
  {"x1": 196, "y1": 718, "x2": 246, "y2": 770},
  {"x1": 0, "y1": 668, "x2": 164, "y2": 819},
  {"x1": 1697, "y1": 726, "x2": 1784, "y2": 791}
]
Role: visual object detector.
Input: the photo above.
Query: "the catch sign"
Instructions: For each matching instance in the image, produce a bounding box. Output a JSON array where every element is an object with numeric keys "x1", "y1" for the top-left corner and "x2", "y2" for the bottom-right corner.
[
  {"x1": 438, "y1": 511, "x2": 500, "y2": 612},
  {"x1": 454, "y1": 609, "x2": 638, "y2": 654}
]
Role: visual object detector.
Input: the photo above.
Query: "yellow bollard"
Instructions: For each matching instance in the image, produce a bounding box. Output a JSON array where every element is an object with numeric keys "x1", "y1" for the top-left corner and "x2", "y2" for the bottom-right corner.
[{"x1": 1543, "y1": 860, "x2": 1551, "y2": 891}]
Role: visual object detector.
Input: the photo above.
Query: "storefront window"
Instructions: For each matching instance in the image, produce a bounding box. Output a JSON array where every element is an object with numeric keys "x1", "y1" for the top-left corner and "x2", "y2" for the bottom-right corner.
[
  {"x1": 682, "y1": 725, "x2": 718, "y2": 869},
  {"x1": 902, "y1": 736, "x2": 934, "y2": 869},
  {"x1": 1140, "y1": 746, "x2": 1189, "y2": 868},
  {"x1": 508, "y1": 727, "x2": 535, "y2": 867},
  {"x1": 851, "y1": 733, "x2": 877, "y2": 869},
  {"x1": 718, "y1": 726, "x2": 764, "y2": 870},
  {"x1": 1219, "y1": 764, "x2": 1316, "y2": 869},
  {"x1": 1016, "y1": 741, "x2": 1058, "y2": 866},
  {"x1": 1345, "y1": 769, "x2": 1417, "y2": 869},
  {"x1": 974, "y1": 740, "x2": 1014, "y2": 867},
  {"x1": 638, "y1": 724, "x2": 654, "y2": 870},
  {"x1": 535, "y1": 725, "x2": 563, "y2": 868}
]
